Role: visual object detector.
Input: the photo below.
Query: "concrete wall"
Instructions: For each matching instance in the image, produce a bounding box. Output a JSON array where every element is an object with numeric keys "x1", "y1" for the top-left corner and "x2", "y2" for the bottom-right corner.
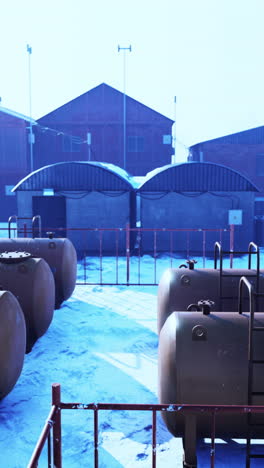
[
  {"x1": 139, "y1": 191, "x2": 255, "y2": 254},
  {"x1": 66, "y1": 191, "x2": 132, "y2": 255}
]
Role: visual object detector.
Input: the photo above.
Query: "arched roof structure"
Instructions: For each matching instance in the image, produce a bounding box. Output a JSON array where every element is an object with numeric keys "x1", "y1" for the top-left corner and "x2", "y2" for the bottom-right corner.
[
  {"x1": 138, "y1": 162, "x2": 258, "y2": 192},
  {"x1": 13, "y1": 161, "x2": 135, "y2": 192}
]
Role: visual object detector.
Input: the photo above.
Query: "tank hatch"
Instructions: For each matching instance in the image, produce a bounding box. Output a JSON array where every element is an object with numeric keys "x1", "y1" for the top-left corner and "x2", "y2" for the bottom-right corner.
[{"x1": 0, "y1": 251, "x2": 33, "y2": 264}]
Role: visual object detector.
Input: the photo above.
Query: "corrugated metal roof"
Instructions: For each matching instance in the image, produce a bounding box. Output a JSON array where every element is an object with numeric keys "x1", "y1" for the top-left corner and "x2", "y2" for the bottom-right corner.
[
  {"x1": 13, "y1": 161, "x2": 135, "y2": 192},
  {"x1": 190, "y1": 125, "x2": 264, "y2": 147},
  {"x1": 138, "y1": 162, "x2": 258, "y2": 192}
]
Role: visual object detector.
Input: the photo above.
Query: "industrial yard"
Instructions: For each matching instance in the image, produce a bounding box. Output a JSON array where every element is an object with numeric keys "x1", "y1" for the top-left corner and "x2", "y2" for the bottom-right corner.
[{"x1": 0, "y1": 252, "x2": 263, "y2": 467}]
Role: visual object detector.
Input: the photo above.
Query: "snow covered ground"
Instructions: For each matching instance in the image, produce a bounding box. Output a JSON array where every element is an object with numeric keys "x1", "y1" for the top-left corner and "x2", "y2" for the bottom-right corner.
[{"x1": 0, "y1": 249, "x2": 264, "y2": 467}]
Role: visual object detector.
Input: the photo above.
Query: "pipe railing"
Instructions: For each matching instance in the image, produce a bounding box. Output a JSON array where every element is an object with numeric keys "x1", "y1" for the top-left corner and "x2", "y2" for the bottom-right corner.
[
  {"x1": 27, "y1": 383, "x2": 264, "y2": 468},
  {"x1": 0, "y1": 224, "x2": 234, "y2": 285}
]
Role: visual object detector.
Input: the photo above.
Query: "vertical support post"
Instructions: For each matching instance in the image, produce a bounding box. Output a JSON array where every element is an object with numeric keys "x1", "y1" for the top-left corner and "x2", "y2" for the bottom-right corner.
[
  {"x1": 173, "y1": 95, "x2": 177, "y2": 163},
  {"x1": 116, "y1": 230, "x2": 119, "y2": 284},
  {"x1": 23, "y1": 223, "x2": 27, "y2": 238},
  {"x1": 52, "y1": 383, "x2": 62, "y2": 468},
  {"x1": 137, "y1": 228, "x2": 141, "y2": 285},
  {"x1": 99, "y1": 230, "x2": 103, "y2": 284},
  {"x1": 170, "y1": 231, "x2": 173, "y2": 268},
  {"x1": 94, "y1": 406, "x2": 99, "y2": 468},
  {"x1": 48, "y1": 432, "x2": 52, "y2": 468},
  {"x1": 27, "y1": 44, "x2": 34, "y2": 173},
  {"x1": 154, "y1": 231, "x2": 157, "y2": 284},
  {"x1": 203, "y1": 230, "x2": 206, "y2": 268},
  {"x1": 126, "y1": 222, "x2": 130, "y2": 284},
  {"x1": 118, "y1": 45, "x2": 132, "y2": 170},
  {"x1": 152, "y1": 410, "x2": 157, "y2": 468},
  {"x1": 210, "y1": 410, "x2": 216, "y2": 468},
  {"x1": 83, "y1": 250, "x2": 87, "y2": 285},
  {"x1": 186, "y1": 231, "x2": 190, "y2": 259},
  {"x1": 182, "y1": 414, "x2": 197, "y2": 467},
  {"x1": 229, "y1": 224, "x2": 234, "y2": 268}
]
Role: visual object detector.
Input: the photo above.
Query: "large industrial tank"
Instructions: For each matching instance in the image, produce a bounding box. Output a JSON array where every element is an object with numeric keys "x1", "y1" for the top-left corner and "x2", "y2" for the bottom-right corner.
[
  {"x1": 0, "y1": 252, "x2": 55, "y2": 352},
  {"x1": 157, "y1": 267, "x2": 264, "y2": 333},
  {"x1": 159, "y1": 310, "x2": 264, "y2": 439},
  {"x1": 0, "y1": 290, "x2": 26, "y2": 399},
  {"x1": 0, "y1": 237, "x2": 77, "y2": 308}
]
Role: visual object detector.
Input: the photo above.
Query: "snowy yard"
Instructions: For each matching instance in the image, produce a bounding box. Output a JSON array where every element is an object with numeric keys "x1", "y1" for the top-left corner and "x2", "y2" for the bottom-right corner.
[{"x1": 0, "y1": 252, "x2": 263, "y2": 467}]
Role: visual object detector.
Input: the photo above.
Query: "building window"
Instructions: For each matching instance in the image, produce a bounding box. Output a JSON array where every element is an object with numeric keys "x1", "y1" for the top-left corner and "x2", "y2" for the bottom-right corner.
[
  {"x1": 62, "y1": 135, "x2": 82, "y2": 152},
  {"x1": 5, "y1": 185, "x2": 15, "y2": 196},
  {"x1": 256, "y1": 153, "x2": 264, "y2": 175},
  {"x1": 163, "y1": 135, "x2": 172, "y2": 144},
  {"x1": 128, "y1": 136, "x2": 144, "y2": 152}
]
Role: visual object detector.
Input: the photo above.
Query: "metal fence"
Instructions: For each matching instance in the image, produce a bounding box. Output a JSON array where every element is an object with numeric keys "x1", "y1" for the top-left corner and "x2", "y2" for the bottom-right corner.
[
  {"x1": 27, "y1": 383, "x2": 264, "y2": 468},
  {"x1": 3, "y1": 221, "x2": 234, "y2": 285}
]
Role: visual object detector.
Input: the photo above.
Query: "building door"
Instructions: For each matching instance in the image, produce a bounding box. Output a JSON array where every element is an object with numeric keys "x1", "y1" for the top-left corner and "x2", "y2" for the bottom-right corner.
[{"x1": 32, "y1": 196, "x2": 66, "y2": 238}]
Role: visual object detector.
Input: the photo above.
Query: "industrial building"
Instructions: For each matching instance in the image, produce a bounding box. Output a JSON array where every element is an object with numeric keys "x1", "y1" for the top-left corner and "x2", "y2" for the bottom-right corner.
[
  {"x1": 188, "y1": 126, "x2": 264, "y2": 223},
  {"x1": 137, "y1": 162, "x2": 258, "y2": 252},
  {"x1": 34, "y1": 83, "x2": 174, "y2": 176},
  {"x1": 13, "y1": 161, "x2": 136, "y2": 255},
  {"x1": 0, "y1": 107, "x2": 35, "y2": 219},
  {"x1": 189, "y1": 126, "x2": 264, "y2": 192},
  {"x1": 0, "y1": 83, "x2": 173, "y2": 221}
]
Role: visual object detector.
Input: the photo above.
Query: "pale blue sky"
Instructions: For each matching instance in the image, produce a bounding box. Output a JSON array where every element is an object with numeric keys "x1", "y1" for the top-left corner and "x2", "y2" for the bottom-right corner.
[{"x1": 1, "y1": 0, "x2": 264, "y2": 160}]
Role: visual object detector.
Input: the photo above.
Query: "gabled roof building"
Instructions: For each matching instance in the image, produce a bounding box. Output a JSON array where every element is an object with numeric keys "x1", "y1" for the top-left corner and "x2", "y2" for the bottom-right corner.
[
  {"x1": 0, "y1": 107, "x2": 36, "y2": 219},
  {"x1": 35, "y1": 83, "x2": 174, "y2": 176}
]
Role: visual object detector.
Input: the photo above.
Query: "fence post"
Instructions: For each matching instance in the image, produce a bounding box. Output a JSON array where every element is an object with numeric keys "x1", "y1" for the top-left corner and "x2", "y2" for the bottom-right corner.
[
  {"x1": 52, "y1": 383, "x2": 62, "y2": 468},
  {"x1": 229, "y1": 224, "x2": 234, "y2": 268},
  {"x1": 126, "y1": 222, "x2": 130, "y2": 284}
]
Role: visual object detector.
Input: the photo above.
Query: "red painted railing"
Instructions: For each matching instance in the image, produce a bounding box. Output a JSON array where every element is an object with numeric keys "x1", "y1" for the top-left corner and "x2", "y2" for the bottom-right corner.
[
  {"x1": 27, "y1": 383, "x2": 264, "y2": 468},
  {"x1": 3, "y1": 223, "x2": 233, "y2": 285}
]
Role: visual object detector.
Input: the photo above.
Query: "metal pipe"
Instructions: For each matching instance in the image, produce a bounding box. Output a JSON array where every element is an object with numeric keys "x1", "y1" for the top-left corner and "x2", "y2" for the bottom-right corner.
[
  {"x1": 117, "y1": 45, "x2": 132, "y2": 170},
  {"x1": 152, "y1": 410, "x2": 157, "y2": 468},
  {"x1": 126, "y1": 222, "x2": 130, "y2": 284},
  {"x1": 94, "y1": 407, "x2": 98, "y2": 468},
  {"x1": 8, "y1": 215, "x2": 18, "y2": 239},
  {"x1": 27, "y1": 405, "x2": 57, "y2": 467},
  {"x1": 52, "y1": 383, "x2": 62, "y2": 468}
]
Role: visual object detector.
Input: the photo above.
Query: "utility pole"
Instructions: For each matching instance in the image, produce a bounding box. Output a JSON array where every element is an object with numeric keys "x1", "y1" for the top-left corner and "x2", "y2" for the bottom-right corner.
[
  {"x1": 118, "y1": 44, "x2": 132, "y2": 171},
  {"x1": 27, "y1": 44, "x2": 34, "y2": 172},
  {"x1": 173, "y1": 95, "x2": 177, "y2": 163}
]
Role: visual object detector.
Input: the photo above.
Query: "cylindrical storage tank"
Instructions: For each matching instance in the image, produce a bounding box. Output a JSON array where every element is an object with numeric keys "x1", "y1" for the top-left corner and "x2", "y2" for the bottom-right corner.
[
  {"x1": 0, "y1": 290, "x2": 26, "y2": 399},
  {"x1": 0, "y1": 237, "x2": 77, "y2": 308},
  {"x1": 0, "y1": 252, "x2": 55, "y2": 352},
  {"x1": 159, "y1": 311, "x2": 264, "y2": 438},
  {"x1": 158, "y1": 268, "x2": 264, "y2": 333}
]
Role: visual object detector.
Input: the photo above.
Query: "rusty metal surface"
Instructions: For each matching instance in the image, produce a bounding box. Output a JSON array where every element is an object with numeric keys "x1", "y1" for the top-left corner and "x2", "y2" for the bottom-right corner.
[{"x1": 27, "y1": 384, "x2": 264, "y2": 468}]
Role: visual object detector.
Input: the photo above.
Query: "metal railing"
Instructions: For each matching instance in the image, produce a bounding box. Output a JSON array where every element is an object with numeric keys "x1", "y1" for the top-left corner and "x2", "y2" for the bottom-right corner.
[
  {"x1": 2, "y1": 222, "x2": 233, "y2": 285},
  {"x1": 27, "y1": 384, "x2": 264, "y2": 468},
  {"x1": 71, "y1": 225, "x2": 232, "y2": 285}
]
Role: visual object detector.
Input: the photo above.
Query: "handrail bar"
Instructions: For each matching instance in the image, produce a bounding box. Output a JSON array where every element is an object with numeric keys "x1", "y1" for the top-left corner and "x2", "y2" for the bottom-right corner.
[
  {"x1": 248, "y1": 242, "x2": 260, "y2": 270},
  {"x1": 32, "y1": 215, "x2": 42, "y2": 238},
  {"x1": 7, "y1": 215, "x2": 18, "y2": 238},
  {"x1": 214, "y1": 242, "x2": 222, "y2": 270},
  {"x1": 238, "y1": 276, "x2": 254, "y2": 315},
  {"x1": 27, "y1": 404, "x2": 57, "y2": 468}
]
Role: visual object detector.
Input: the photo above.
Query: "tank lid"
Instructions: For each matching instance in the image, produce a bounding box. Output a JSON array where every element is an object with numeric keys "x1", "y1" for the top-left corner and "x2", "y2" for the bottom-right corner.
[{"x1": 0, "y1": 251, "x2": 33, "y2": 264}]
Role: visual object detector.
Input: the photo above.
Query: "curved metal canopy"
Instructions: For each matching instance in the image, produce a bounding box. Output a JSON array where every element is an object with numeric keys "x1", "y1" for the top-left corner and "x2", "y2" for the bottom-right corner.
[
  {"x1": 138, "y1": 162, "x2": 259, "y2": 192},
  {"x1": 13, "y1": 161, "x2": 135, "y2": 192}
]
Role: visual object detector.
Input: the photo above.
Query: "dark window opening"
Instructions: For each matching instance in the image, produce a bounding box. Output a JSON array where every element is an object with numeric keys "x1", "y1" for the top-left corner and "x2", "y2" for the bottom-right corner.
[{"x1": 62, "y1": 135, "x2": 82, "y2": 152}]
